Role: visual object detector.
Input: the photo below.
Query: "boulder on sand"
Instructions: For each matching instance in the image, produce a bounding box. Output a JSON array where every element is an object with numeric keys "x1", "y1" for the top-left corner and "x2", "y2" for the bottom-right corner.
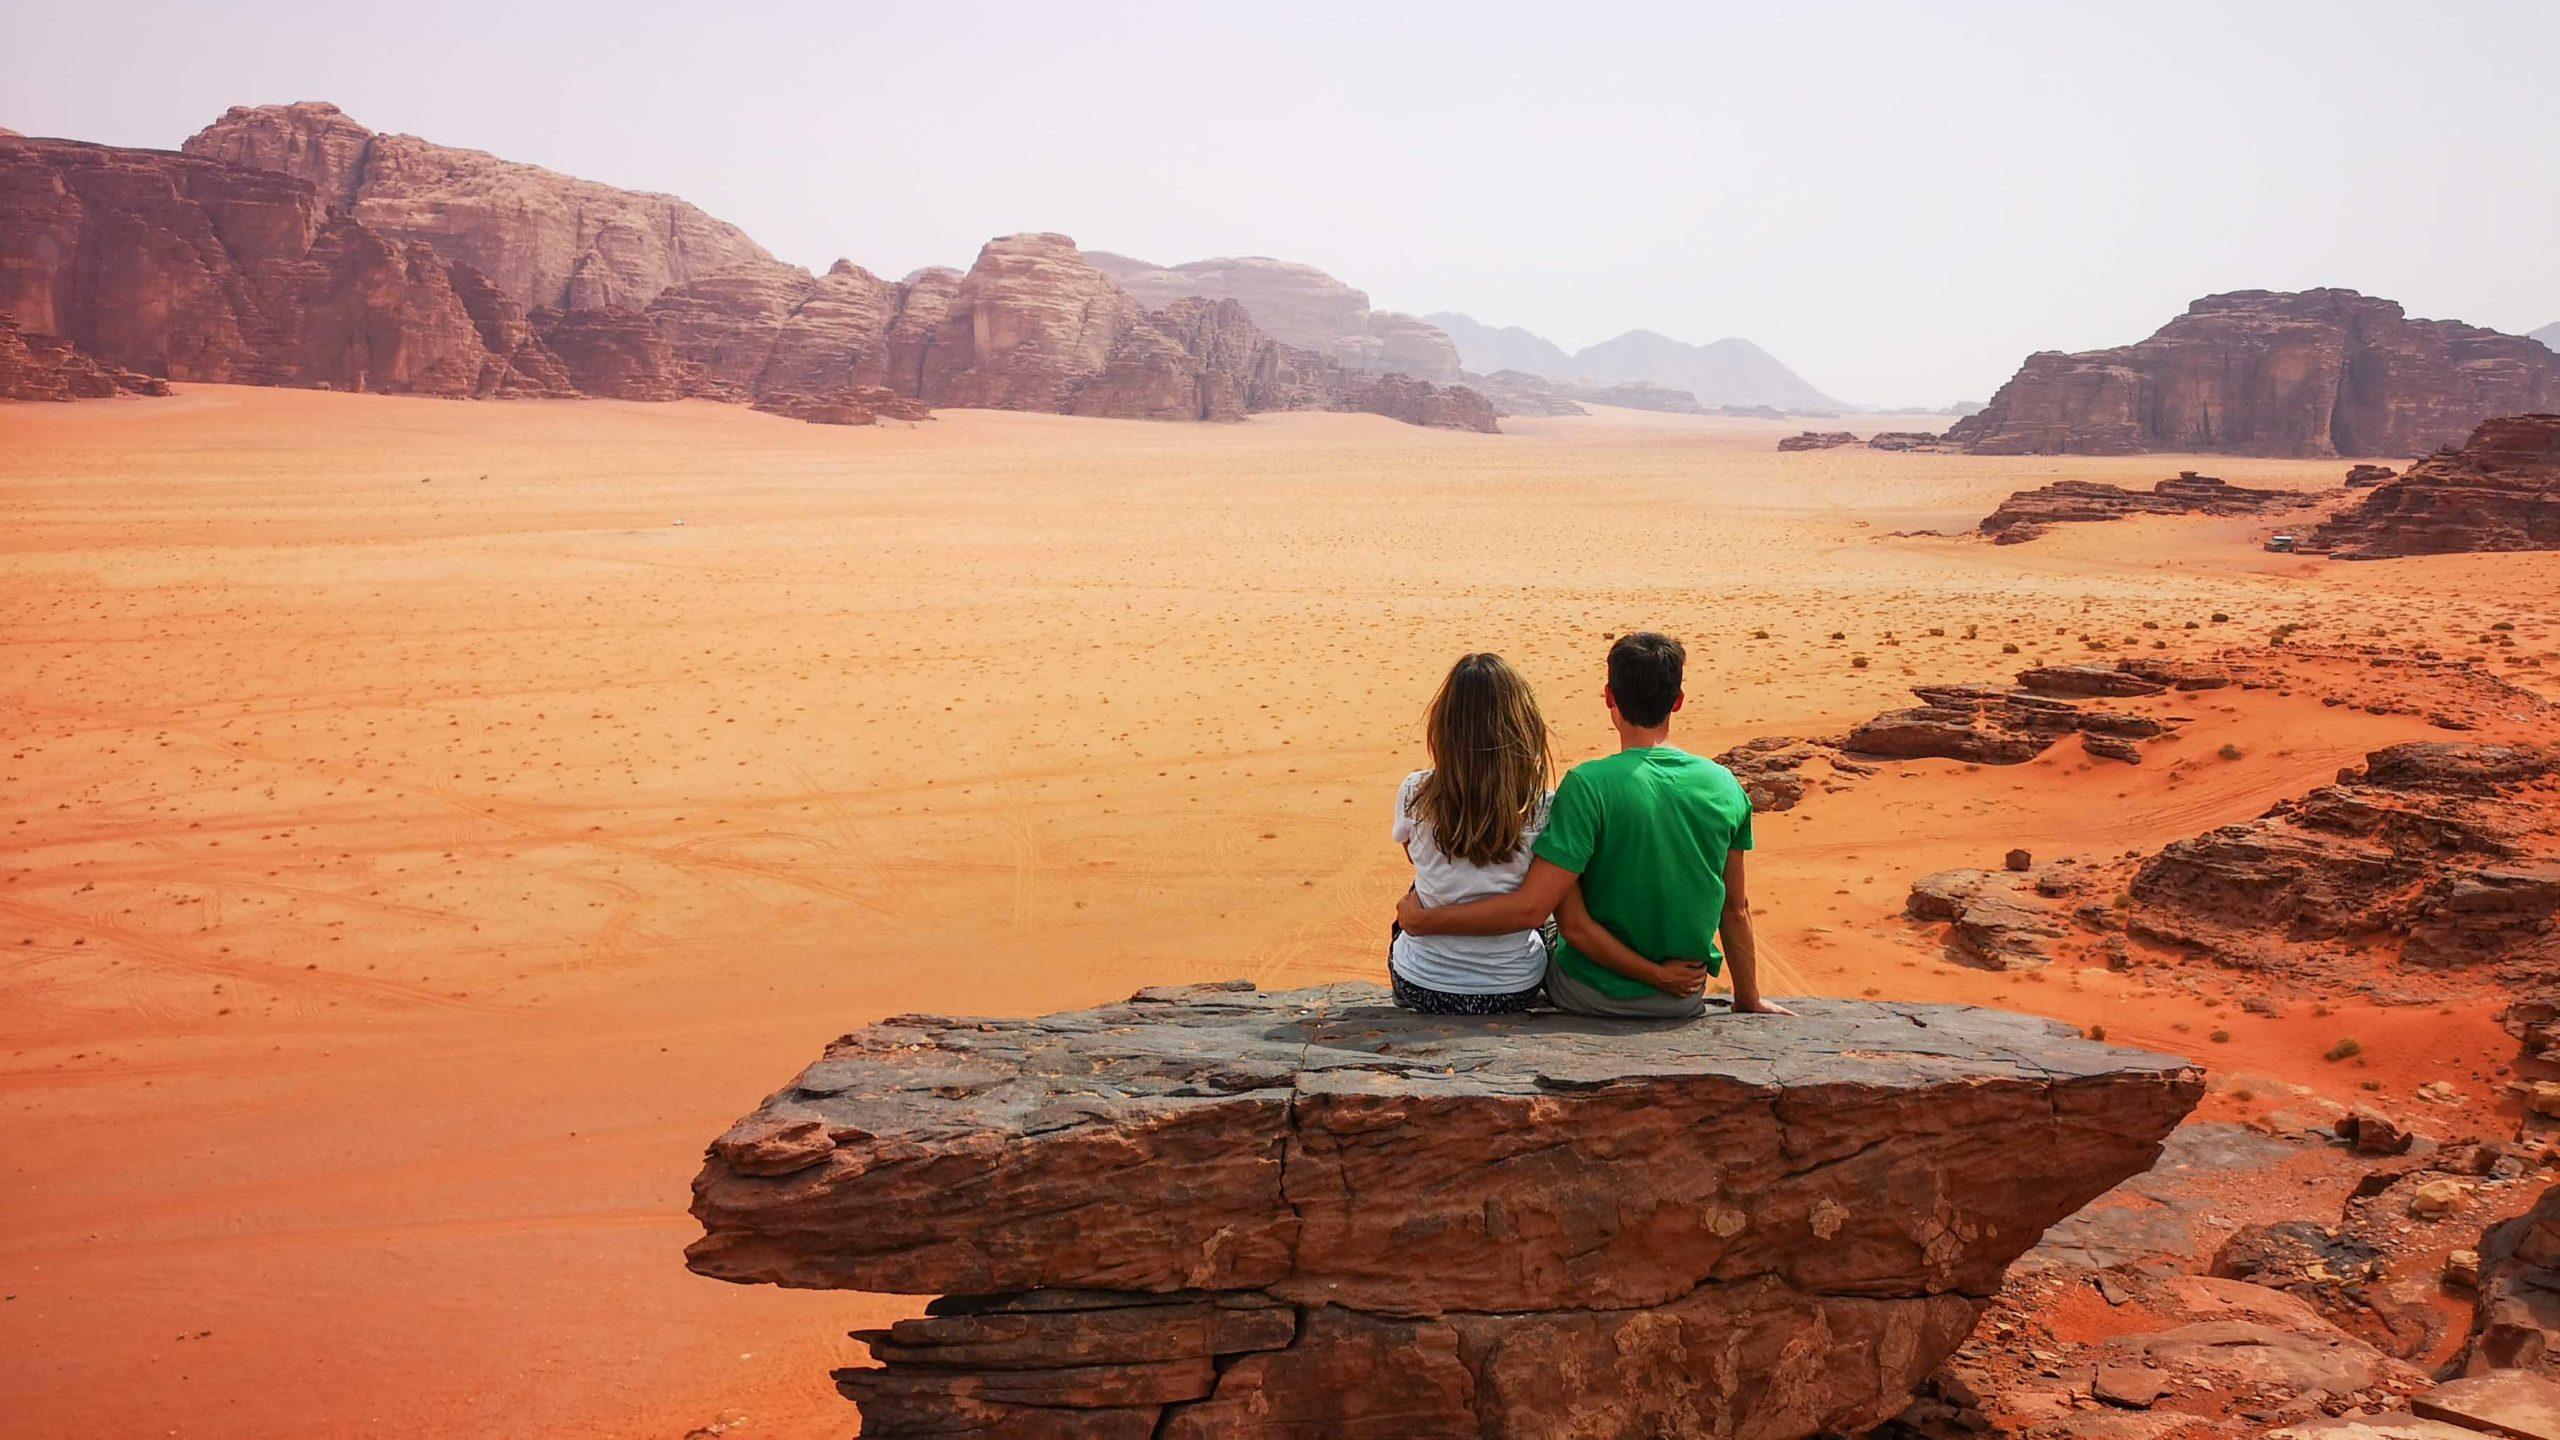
[{"x1": 688, "y1": 981, "x2": 2201, "y2": 1439}]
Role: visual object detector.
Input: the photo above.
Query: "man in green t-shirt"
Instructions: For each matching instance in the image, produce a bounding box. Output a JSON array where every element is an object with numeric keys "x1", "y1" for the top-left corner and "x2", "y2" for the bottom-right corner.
[{"x1": 1395, "y1": 631, "x2": 1790, "y2": 1018}]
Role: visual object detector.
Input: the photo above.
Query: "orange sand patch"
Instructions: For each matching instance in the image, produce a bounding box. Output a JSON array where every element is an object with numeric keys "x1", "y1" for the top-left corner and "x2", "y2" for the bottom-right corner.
[{"x1": 4, "y1": 388, "x2": 2556, "y2": 1437}]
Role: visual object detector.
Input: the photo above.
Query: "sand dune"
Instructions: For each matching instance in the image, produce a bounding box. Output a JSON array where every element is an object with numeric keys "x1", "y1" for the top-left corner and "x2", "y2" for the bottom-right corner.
[{"x1": 3, "y1": 388, "x2": 2554, "y2": 1438}]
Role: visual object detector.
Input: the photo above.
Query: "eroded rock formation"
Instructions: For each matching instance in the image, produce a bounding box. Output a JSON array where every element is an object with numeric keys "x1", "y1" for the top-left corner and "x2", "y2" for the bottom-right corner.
[
  {"x1": 2308, "y1": 414, "x2": 2560, "y2": 558},
  {"x1": 1461, "y1": 368, "x2": 1588, "y2": 417},
  {"x1": 2128, "y1": 742, "x2": 2560, "y2": 978},
  {"x1": 15, "y1": 112, "x2": 1497, "y2": 431},
  {"x1": 1951, "y1": 290, "x2": 2560, "y2": 458},
  {"x1": 0, "y1": 135, "x2": 571, "y2": 397},
  {"x1": 1841, "y1": 681, "x2": 2176, "y2": 765},
  {"x1": 183, "y1": 102, "x2": 774, "y2": 312},
  {"x1": 637, "y1": 236, "x2": 1494, "y2": 429},
  {"x1": 1778, "y1": 430, "x2": 1857, "y2": 451},
  {"x1": 1087, "y1": 252, "x2": 1462, "y2": 382},
  {"x1": 688, "y1": 981, "x2": 2199, "y2": 1440},
  {"x1": 1978, "y1": 471, "x2": 2318, "y2": 543},
  {"x1": 0, "y1": 315, "x2": 164, "y2": 400},
  {"x1": 2459, "y1": 1182, "x2": 2560, "y2": 1375}
]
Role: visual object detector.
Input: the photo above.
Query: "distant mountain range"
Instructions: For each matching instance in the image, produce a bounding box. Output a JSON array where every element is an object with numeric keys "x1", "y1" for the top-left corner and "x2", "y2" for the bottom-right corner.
[
  {"x1": 1425, "y1": 312, "x2": 1840, "y2": 412},
  {"x1": 2534, "y1": 321, "x2": 2560, "y2": 352}
]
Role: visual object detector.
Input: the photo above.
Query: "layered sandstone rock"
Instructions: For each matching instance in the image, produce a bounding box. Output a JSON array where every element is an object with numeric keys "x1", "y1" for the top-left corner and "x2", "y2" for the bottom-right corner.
[
  {"x1": 2458, "y1": 1182, "x2": 2560, "y2": 1375},
  {"x1": 527, "y1": 306, "x2": 685, "y2": 401},
  {"x1": 1570, "y1": 378, "x2": 1707, "y2": 413},
  {"x1": 1461, "y1": 368, "x2": 1588, "y2": 417},
  {"x1": 1841, "y1": 682, "x2": 2174, "y2": 765},
  {"x1": 1334, "y1": 371, "x2": 1498, "y2": 433},
  {"x1": 2128, "y1": 742, "x2": 2560, "y2": 976},
  {"x1": 1952, "y1": 290, "x2": 2560, "y2": 458},
  {"x1": 1087, "y1": 252, "x2": 1462, "y2": 382},
  {"x1": 184, "y1": 102, "x2": 774, "y2": 312},
  {"x1": 1778, "y1": 430, "x2": 1857, "y2": 451},
  {"x1": 901, "y1": 237, "x2": 1493, "y2": 428},
  {"x1": 689, "y1": 981, "x2": 2199, "y2": 1440},
  {"x1": 0, "y1": 315, "x2": 164, "y2": 400},
  {"x1": 2308, "y1": 414, "x2": 2560, "y2": 558},
  {"x1": 0, "y1": 135, "x2": 568, "y2": 397},
  {"x1": 1978, "y1": 471, "x2": 2317, "y2": 543}
]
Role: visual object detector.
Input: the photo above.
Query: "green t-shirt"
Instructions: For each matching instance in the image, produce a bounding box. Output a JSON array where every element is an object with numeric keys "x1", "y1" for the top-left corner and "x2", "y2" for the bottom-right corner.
[{"x1": 1532, "y1": 746, "x2": 1755, "y2": 999}]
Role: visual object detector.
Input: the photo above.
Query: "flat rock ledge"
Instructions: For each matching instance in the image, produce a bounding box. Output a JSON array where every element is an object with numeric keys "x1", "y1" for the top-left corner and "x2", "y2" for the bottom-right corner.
[{"x1": 687, "y1": 982, "x2": 2202, "y2": 1439}]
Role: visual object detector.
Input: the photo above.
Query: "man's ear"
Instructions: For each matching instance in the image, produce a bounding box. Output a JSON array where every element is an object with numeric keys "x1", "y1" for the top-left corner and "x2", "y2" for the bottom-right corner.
[
  {"x1": 1671, "y1": 693, "x2": 1687, "y2": 714},
  {"x1": 1602, "y1": 684, "x2": 1619, "y2": 714}
]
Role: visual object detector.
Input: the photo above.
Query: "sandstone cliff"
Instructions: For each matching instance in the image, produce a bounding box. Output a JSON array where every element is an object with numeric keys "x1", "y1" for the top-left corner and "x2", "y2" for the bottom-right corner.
[
  {"x1": 689, "y1": 980, "x2": 2197, "y2": 1440},
  {"x1": 905, "y1": 236, "x2": 1493, "y2": 429},
  {"x1": 1978, "y1": 471, "x2": 2318, "y2": 543},
  {"x1": 0, "y1": 314, "x2": 165, "y2": 400},
  {"x1": 183, "y1": 102, "x2": 774, "y2": 312},
  {"x1": 15, "y1": 117, "x2": 1494, "y2": 431},
  {"x1": 1951, "y1": 290, "x2": 2560, "y2": 458},
  {"x1": 0, "y1": 135, "x2": 573, "y2": 397},
  {"x1": 1087, "y1": 252, "x2": 1463, "y2": 382},
  {"x1": 2308, "y1": 414, "x2": 2560, "y2": 557}
]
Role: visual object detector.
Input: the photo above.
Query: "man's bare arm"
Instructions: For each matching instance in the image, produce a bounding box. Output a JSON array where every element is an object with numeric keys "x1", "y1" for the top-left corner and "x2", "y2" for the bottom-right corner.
[
  {"x1": 1719, "y1": 850, "x2": 1793, "y2": 1015},
  {"x1": 1397, "y1": 858, "x2": 1576, "y2": 936}
]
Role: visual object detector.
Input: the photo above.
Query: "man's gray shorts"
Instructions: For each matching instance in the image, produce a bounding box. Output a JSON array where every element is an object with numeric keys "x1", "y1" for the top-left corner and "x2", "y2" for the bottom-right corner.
[{"x1": 1541, "y1": 945, "x2": 1708, "y2": 1019}]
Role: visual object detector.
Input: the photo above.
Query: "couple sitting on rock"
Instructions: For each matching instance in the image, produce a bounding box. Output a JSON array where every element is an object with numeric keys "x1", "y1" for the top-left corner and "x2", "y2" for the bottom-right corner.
[{"x1": 1390, "y1": 632, "x2": 1791, "y2": 1019}]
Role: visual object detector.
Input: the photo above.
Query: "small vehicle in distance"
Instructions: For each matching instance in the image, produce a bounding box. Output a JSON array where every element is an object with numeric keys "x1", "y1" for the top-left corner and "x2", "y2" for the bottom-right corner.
[{"x1": 2264, "y1": 533, "x2": 2297, "y2": 553}]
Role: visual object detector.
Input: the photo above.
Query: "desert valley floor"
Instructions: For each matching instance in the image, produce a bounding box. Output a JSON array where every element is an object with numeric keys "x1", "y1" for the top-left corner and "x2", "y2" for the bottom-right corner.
[{"x1": 4, "y1": 389, "x2": 2557, "y2": 1439}]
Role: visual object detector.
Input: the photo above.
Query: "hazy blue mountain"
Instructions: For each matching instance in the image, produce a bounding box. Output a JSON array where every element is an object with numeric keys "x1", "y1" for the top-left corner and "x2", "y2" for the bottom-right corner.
[
  {"x1": 1426, "y1": 313, "x2": 1839, "y2": 411},
  {"x1": 2532, "y1": 321, "x2": 2560, "y2": 352},
  {"x1": 1423, "y1": 312, "x2": 1575, "y2": 376}
]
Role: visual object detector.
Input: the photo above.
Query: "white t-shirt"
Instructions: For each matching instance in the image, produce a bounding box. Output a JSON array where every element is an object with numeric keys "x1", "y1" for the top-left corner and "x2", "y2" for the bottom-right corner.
[{"x1": 1390, "y1": 769, "x2": 1552, "y2": 993}]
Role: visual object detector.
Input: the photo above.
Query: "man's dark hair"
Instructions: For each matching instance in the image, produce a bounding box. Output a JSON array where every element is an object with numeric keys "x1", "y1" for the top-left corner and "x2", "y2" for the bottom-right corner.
[{"x1": 1607, "y1": 632, "x2": 1686, "y2": 728}]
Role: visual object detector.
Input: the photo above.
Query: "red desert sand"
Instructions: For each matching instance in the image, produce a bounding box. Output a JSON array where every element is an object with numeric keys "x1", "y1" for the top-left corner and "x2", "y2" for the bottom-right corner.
[{"x1": 4, "y1": 388, "x2": 2556, "y2": 1437}]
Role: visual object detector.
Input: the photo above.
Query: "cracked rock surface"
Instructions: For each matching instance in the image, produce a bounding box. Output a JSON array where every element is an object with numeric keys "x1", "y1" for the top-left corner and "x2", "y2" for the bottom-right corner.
[{"x1": 689, "y1": 982, "x2": 2199, "y2": 1439}]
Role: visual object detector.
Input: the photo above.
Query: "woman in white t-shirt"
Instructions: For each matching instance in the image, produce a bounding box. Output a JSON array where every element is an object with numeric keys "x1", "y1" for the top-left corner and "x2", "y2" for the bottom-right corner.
[{"x1": 1389, "y1": 652, "x2": 1647, "y2": 1014}]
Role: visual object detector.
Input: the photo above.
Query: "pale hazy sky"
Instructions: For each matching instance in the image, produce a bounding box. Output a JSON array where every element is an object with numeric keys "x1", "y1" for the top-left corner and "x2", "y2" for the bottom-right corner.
[{"x1": 8, "y1": 1, "x2": 2555, "y2": 404}]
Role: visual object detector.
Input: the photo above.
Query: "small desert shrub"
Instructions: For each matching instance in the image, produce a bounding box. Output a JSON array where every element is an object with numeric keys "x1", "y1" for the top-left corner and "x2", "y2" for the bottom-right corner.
[{"x1": 2325, "y1": 1038, "x2": 2362, "y2": 1062}]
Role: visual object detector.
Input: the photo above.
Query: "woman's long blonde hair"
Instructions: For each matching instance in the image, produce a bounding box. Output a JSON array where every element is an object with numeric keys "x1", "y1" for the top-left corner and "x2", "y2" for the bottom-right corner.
[{"x1": 1414, "y1": 653, "x2": 1553, "y2": 867}]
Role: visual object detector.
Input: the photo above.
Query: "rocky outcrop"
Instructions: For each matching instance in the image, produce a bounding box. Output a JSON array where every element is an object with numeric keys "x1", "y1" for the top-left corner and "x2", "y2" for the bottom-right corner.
[
  {"x1": 1571, "y1": 378, "x2": 1708, "y2": 413},
  {"x1": 689, "y1": 981, "x2": 2199, "y2": 1440},
  {"x1": 1978, "y1": 471, "x2": 2318, "y2": 543},
  {"x1": 1087, "y1": 252, "x2": 1461, "y2": 382},
  {"x1": 1868, "y1": 430, "x2": 1955, "y2": 452},
  {"x1": 2128, "y1": 742, "x2": 2560, "y2": 977},
  {"x1": 1778, "y1": 430, "x2": 1859, "y2": 451},
  {"x1": 912, "y1": 237, "x2": 1493, "y2": 429},
  {"x1": 0, "y1": 135, "x2": 572, "y2": 397},
  {"x1": 1841, "y1": 682, "x2": 2175, "y2": 765},
  {"x1": 183, "y1": 102, "x2": 774, "y2": 312},
  {"x1": 1334, "y1": 371, "x2": 1498, "y2": 433},
  {"x1": 1461, "y1": 368, "x2": 1588, "y2": 417},
  {"x1": 1951, "y1": 290, "x2": 2560, "y2": 458},
  {"x1": 2308, "y1": 414, "x2": 2560, "y2": 558},
  {"x1": 1907, "y1": 868, "x2": 2068, "y2": 969},
  {"x1": 0, "y1": 314, "x2": 165, "y2": 400},
  {"x1": 2458, "y1": 1182, "x2": 2560, "y2": 1375}
]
